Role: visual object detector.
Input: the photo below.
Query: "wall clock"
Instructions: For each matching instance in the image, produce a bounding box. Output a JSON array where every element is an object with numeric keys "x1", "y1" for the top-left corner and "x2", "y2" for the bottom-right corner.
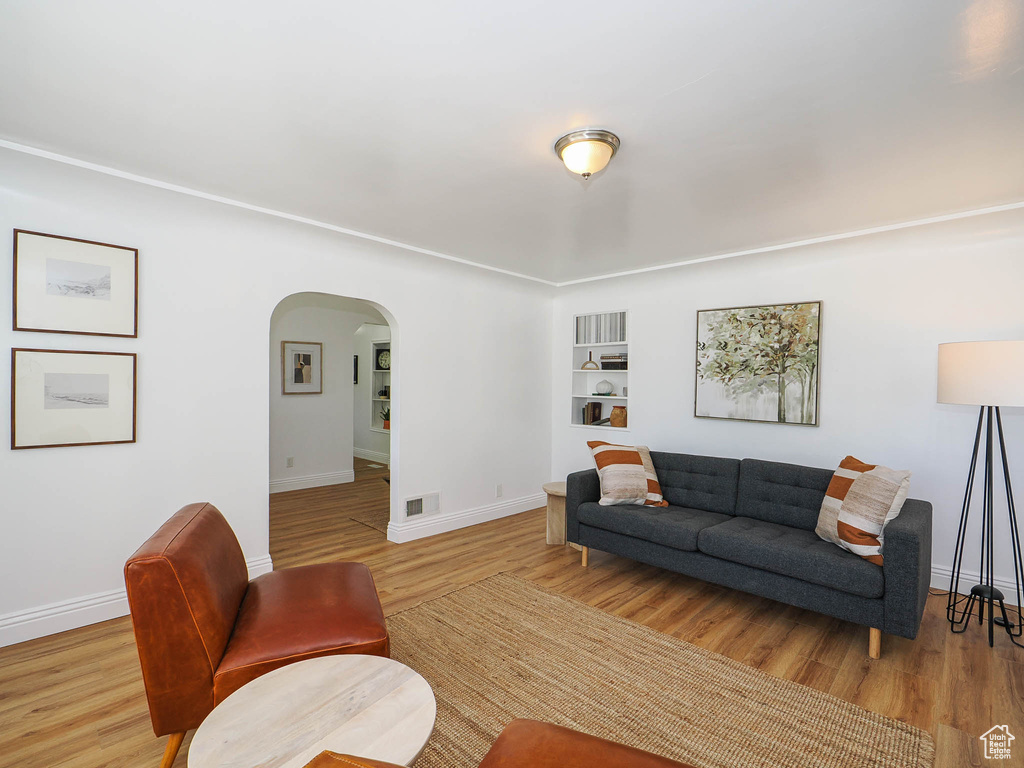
[{"x1": 376, "y1": 349, "x2": 391, "y2": 370}]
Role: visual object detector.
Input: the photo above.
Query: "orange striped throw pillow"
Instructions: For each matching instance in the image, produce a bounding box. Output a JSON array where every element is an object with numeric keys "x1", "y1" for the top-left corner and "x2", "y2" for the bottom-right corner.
[
  {"x1": 587, "y1": 442, "x2": 669, "y2": 507},
  {"x1": 815, "y1": 456, "x2": 911, "y2": 565}
]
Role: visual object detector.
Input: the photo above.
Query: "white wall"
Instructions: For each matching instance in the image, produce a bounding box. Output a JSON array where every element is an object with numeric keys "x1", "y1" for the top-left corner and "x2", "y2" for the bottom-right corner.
[
  {"x1": 353, "y1": 323, "x2": 392, "y2": 464},
  {"x1": 6, "y1": 139, "x2": 1019, "y2": 649},
  {"x1": 269, "y1": 295, "x2": 384, "y2": 492},
  {"x1": 0, "y1": 148, "x2": 553, "y2": 646},
  {"x1": 552, "y1": 207, "x2": 1024, "y2": 590}
]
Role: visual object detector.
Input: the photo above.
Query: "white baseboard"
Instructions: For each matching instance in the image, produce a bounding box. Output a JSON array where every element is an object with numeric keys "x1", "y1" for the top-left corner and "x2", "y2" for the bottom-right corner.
[
  {"x1": 931, "y1": 564, "x2": 1019, "y2": 597},
  {"x1": 0, "y1": 554, "x2": 274, "y2": 649},
  {"x1": 269, "y1": 470, "x2": 354, "y2": 494},
  {"x1": 0, "y1": 588, "x2": 130, "y2": 650},
  {"x1": 246, "y1": 554, "x2": 275, "y2": 579},
  {"x1": 387, "y1": 493, "x2": 545, "y2": 543},
  {"x1": 353, "y1": 448, "x2": 390, "y2": 465}
]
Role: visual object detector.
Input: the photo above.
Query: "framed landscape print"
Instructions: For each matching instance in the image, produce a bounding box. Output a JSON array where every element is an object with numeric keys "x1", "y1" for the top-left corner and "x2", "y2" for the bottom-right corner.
[
  {"x1": 12, "y1": 348, "x2": 137, "y2": 449},
  {"x1": 695, "y1": 301, "x2": 821, "y2": 426},
  {"x1": 13, "y1": 229, "x2": 139, "y2": 337},
  {"x1": 282, "y1": 341, "x2": 323, "y2": 395}
]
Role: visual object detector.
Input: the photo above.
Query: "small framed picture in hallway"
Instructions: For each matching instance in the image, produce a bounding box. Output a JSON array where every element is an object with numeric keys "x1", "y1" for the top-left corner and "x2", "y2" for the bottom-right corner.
[{"x1": 282, "y1": 340, "x2": 323, "y2": 395}]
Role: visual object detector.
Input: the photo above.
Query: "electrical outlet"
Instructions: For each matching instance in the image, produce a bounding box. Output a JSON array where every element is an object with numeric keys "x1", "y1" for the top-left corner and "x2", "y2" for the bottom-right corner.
[
  {"x1": 286, "y1": 457, "x2": 294, "y2": 468},
  {"x1": 495, "y1": 483, "x2": 503, "y2": 498}
]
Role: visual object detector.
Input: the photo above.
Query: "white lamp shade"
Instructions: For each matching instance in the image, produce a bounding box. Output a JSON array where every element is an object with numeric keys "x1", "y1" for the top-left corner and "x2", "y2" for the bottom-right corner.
[
  {"x1": 560, "y1": 140, "x2": 614, "y2": 176},
  {"x1": 937, "y1": 341, "x2": 1024, "y2": 406}
]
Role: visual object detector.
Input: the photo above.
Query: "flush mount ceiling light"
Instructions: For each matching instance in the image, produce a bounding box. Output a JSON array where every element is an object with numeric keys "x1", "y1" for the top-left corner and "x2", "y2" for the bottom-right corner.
[{"x1": 553, "y1": 129, "x2": 620, "y2": 179}]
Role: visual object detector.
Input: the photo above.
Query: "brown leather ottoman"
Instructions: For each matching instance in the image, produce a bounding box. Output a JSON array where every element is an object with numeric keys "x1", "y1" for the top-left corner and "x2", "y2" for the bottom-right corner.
[{"x1": 303, "y1": 719, "x2": 697, "y2": 768}]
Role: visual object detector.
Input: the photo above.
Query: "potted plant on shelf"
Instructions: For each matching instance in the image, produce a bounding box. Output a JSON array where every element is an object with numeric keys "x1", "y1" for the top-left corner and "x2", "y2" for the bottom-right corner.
[{"x1": 380, "y1": 406, "x2": 391, "y2": 430}]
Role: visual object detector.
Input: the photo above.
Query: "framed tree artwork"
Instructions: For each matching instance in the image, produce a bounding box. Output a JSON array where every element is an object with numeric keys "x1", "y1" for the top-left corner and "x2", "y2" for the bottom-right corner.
[
  {"x1": 282, "y1": 341, "x2": 323, "y2": 395},
  {"x1": 13, "y1": 230, "x2": 139, "y2": 337},
  {"x1": 695, "y1": 301, "x2": 821, "y2": 426},
  {"x1": 12, "y1": 348, "x2": 138, "y2": 449}
]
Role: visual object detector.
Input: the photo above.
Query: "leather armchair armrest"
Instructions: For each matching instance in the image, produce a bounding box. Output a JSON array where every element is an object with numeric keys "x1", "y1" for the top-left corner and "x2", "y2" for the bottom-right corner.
[
  {"x1": 565, "y1": 469, "x2": 600, "y2": 544},
  {"x1": 302, "y1": 752, "x2": 404, "y2": 768},
  {"x1": 882, "y1": 498, "x2": 932, "y2": 640},
  {"x1": 480, "y1": 720, "x2": 696, "y2": 768}
]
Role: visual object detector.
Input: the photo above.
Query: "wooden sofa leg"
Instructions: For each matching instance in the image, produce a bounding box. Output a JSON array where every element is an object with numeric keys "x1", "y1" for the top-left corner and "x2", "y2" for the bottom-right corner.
[
  {"x1": 160, "y1": 732, "x2": 186, "y2": 768},
  {"x1": 868, "y1": 627, "x2": 882, "y2": 659},
  {"x1": 581, "y1": 546, "x2": 589, "y2": 568}
]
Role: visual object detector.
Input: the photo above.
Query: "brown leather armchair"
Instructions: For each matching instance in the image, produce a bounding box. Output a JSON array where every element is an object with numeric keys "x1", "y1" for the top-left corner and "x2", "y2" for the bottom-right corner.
[
  {"x1": 303, "y1": 719, "x2": 697, "y2": 768},
  {"x1": 125, "y1": 502, "x2": 389, "y2": 768}
]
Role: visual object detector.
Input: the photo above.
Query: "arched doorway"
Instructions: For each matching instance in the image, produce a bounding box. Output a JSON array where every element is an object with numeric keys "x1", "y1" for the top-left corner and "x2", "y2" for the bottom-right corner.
[{"x1": 268, "y1": 292, "x2": 397, "y2": 564}]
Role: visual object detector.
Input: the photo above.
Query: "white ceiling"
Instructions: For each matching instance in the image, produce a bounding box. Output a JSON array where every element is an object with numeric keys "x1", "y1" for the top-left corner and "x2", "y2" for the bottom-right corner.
[{"x1": 1, "y1": 1, "x2": 1022, "y2": 284}]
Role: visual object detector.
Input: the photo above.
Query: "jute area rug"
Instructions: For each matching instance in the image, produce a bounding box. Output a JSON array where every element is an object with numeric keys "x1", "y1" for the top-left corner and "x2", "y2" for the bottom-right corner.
[
  {"x1": 348, "y1": 507, "x2": 389, "y2": 534},
  {"x1": 388, "y1": 573, "x2": 934, "y2": 768}
]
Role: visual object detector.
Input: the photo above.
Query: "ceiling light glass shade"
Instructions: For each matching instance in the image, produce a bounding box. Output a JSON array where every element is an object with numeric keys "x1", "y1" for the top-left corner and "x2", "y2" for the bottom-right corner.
[
  {"x1": 560, "y1": 139, "x2": 613, "y2": 176},
  {"x1": 937, "y1": 340, "x2": 1024, "y2": 406},
  {"x1": 554, "y1": 130, "x2": 620, "y2": 178}
]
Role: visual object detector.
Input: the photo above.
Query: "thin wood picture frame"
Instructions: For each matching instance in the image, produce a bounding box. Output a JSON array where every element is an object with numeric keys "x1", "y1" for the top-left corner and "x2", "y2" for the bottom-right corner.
[
  {"x1": 282, "y1": 340, "x2": 323, "y2": 395},
  {"x1": 12, "y1": 348, "x2": 138, "y2": 449},
  {"x1": 694, "y1": 301, "x2": 821, "y2": 426},
  {"x1": 13, "y1": 229, "x2": 139, "y2": 338}
]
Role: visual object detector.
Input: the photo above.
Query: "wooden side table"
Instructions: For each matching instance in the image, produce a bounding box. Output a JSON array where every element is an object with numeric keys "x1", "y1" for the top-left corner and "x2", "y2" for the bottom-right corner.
[{"x1": 543, "y1": 481, "x2": 567, "y2": 545}]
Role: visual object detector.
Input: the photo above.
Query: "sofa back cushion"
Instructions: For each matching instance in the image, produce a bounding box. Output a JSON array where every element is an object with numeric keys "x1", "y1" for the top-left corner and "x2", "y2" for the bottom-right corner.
[
  {"x1": 649, "y1": 452, "x2": 740, "y2": 515},
  {"x1": 736, "y1": 458, "x2": 834, "y2": 531}
]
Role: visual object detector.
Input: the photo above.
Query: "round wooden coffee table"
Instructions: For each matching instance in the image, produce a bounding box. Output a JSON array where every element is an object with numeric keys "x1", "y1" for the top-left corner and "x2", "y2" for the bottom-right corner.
[{"x1": 188, "y1": 655, "x2": 436, "y2": 768}]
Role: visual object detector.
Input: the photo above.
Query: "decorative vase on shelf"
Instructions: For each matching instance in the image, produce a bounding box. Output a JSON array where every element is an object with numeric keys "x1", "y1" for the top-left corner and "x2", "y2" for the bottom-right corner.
[
  {"x1": 610, "y1": 405, "x2": 627, "y2": 428},
  {"x1": 596, "y1": 379, "x2": 614, "y2": 395}
]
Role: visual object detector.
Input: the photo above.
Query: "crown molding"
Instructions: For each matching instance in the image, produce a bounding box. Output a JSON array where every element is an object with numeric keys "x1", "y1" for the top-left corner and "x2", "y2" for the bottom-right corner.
[{"x1": 4, "y1": 138, "x2": 1022, "y2": 289}]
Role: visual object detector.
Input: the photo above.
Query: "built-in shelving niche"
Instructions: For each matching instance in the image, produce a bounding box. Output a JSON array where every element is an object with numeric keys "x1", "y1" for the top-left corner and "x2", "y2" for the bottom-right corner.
[{"x1": 571, "y1": 310, "x2": 628, "y2": 430}]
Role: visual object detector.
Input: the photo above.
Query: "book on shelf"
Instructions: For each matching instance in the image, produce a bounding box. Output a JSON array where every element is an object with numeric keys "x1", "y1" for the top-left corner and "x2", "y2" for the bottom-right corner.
[
  {"x1": 599, "y1": 353, "x2": 627, "y2": 369},
  {"x1": 575, "y1": 311, "x2": 627, "y2": 345},
  {"x1": 582, "y1": 401, "x2": 603, "y2": 425}
]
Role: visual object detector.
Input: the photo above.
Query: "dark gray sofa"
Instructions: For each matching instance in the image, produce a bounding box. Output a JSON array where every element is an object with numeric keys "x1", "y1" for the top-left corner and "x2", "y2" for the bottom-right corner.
[{"x1": 566, "y1": 453, "x2": 932, "y2": 657}]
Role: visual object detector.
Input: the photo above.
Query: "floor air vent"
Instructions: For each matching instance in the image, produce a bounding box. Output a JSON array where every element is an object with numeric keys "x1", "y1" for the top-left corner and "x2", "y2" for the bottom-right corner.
[{"x1": 405, "y1": 492, "x2": 440, "y2": 518}]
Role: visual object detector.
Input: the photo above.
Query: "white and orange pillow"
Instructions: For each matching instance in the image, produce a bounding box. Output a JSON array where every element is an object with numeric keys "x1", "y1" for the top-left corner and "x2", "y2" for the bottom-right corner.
[
  {"x1": 815, "y1": 456, "x2": 911, "y2": 566},
  {"x1": 587, "y1": 441, "x2": 669, "y2": 507}
]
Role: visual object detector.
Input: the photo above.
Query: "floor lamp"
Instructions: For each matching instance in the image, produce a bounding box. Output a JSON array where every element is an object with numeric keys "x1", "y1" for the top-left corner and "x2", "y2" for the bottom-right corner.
[{"x1": 938, "y1": 341, "x2": 1024, "y2": 648}]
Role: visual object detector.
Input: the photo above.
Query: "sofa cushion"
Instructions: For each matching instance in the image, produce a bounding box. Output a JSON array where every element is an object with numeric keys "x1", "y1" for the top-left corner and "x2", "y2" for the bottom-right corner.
[
  {"x1": 578, "y1": 501, "x2": 731, "y2": 552},
  {"x1": 697, "y1": 516, "x2": 884, "y2": 598},
  {"x1": 815, "y1": 455, "x2": 912, "y2": 566},
  {"x1": 736, "y1": 458, "x2": 833, "y2": 531},
  {"x1": 587, "y1": 442, "x2": 669, "y2": 506},
  {"x1": 650, "y1": 452, "x2": 740, "y2": 515}
]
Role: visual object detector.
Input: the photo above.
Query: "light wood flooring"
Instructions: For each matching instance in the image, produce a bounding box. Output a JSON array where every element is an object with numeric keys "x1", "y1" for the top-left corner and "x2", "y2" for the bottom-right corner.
[{"x1": 0, "y1": 466, "x2": 1020, "y2": 768}]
